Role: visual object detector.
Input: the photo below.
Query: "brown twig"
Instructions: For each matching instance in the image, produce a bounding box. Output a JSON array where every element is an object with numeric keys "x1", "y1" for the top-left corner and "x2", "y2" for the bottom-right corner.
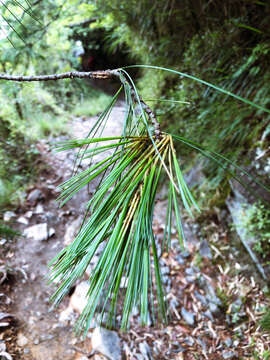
[
  {"x1": 139, "y1": 97, "x2": 161, "y2": 139},
  {"x1": 70, "y1": 346, "x2": 96, "y2": 358},
  {"x1": 0, "y1": 70, "x2": 117, "y2": 82},
  {"x1": 129, "y1": 87, "x2": 161, "y2": 139}
]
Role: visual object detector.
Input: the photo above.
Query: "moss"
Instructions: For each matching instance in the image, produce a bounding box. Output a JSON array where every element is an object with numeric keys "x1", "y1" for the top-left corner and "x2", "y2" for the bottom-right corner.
[
  {"x1": 239, "y1": 202, "x2": 270, "y2": 260},
  {"x1": 261, "y1": 309, "x2": 270, "y2": 332}
]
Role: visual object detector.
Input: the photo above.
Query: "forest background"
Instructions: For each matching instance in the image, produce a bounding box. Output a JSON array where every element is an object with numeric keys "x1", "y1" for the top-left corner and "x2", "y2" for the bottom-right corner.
[{"x1": 0, "y1": 0, "x2": 270, "y2": 284}]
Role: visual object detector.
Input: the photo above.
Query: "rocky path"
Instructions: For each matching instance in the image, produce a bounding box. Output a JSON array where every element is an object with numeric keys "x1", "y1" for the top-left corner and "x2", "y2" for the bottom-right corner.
[
  {"x1": 1, "y1": 101, "x2": 270, "y2": 360},
  {"x1": 1, "y1": 102, "x2": 125, "y2": 360}
]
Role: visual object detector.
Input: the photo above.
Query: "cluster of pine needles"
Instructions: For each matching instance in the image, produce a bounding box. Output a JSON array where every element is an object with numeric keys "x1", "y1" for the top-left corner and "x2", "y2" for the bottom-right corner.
[
  {"x1": 49, "y1": 131, "x2": 196, "y2": 331},
  {"x1": 48, "y1": 69, "x2": 269, "y2": 334}
]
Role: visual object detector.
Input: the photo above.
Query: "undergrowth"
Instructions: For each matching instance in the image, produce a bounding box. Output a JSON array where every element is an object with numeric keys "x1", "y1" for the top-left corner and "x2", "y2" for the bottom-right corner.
[
  {"x1": 0, "y1": 79, "x2": 112, "y2": 208},
  {"x1": 240, "y1": 202, "x2": 270, "y2": 261},
  {"x1": 73, "y1": 91, "x2": 113, "y2": 118},
  {"x1": 0, "y1": 222, "x2": 20, "y2": 239},
  {"x1": 87, "y1": 1, "x2": 270, "y2": 203}
]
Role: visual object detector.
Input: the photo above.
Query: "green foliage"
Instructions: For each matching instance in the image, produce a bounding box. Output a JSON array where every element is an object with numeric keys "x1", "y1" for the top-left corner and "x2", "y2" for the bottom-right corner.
[
  {"x1": 261, "y1": 309, "x2": 270, "y2": 332},
  {"x1": 146, "y1": 34, "x2": 270, "y2": 188},
  {"x1": 137, "y1": 70, "x2": 167, "y2": 107},
  {"x1": 0, "y1": 179, "x2": 18, "y2": 208},
  {"x1": 83, "y1": 0, "x2": 270, "y2": 193},
  {"x1": 0, "y1": 0, "x2": 116, "y2": 207},
  {"x1": 252, "y1": 349, "x2": 270, "y2": 360},
  {"x1": 0, "y1": 112, "x2": 39, "y2": 207},
  {"x1": 0, "y1": 222, "x2": 20, "y2": 239},
  {"x1": 0, "y1": 1, "x2": 68, "y2": 206},
  {"x1": 6, "y1": 1, "x2": 268, "y2": 198},
  {"x1": 73, "y1": 92, "x2": 113, "y2": 118},
  {"x1": 240, "y1": 202, "x2": 270, "y2": 259},
  {"x1": 0, "y1": 78, "x2": 68, "y2": 207}
]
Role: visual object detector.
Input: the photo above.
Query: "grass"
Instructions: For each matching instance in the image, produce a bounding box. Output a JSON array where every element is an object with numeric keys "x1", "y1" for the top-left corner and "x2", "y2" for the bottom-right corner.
[
  {"x1": 0, "y1": 222, "x2": 20, "y2": 238},
  {"x1": 73, "y1": 92, "x2": 113, "y2": 118},
  {"x1": 0, "y1": 179, "x2": 20, "y2": 208},
  {"x1": 29, "y1": 113, "x2": 68, "y2": 139},
  {"x1": 0, "y1": 83, "x2": 113, "y2": 208},
  {"x1": 261, "y1": 309, "x2": 270, "y2": 332}
]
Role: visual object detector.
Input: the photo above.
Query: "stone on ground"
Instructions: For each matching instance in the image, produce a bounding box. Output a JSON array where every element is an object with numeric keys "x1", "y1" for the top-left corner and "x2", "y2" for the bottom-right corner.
[
  {"x1": 27, "y1": 188, "x2": 44, "y2": 204},
  {"x1": 3, "y1": 211, "x2": 16, "y2": 222},
  {"x1": 181, "y1": 307, "x2": 195, "y2": 326},
  {"x1": 23, "y1": 223, "x2": 55, "y2": 241},
  {"x1": 17, "y1": 333, "x2": 28, "y2": 347},
  {"x1": 199, "y1": 239, "x2": 212, "y2": 259},
  {"x1": 91, "y1": 327, "x2": 121, "y2": 360},
  {"x1": 69, "y1": 281, "x2": 89, "y2": 314},
  {"x1": 64, "y1": 217, "x2": 82, "y2": 246}
]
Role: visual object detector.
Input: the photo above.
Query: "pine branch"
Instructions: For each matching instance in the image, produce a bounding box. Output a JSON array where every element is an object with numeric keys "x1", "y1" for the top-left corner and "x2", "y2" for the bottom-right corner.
[
  {"x1": 0, "y1": 70, "x2": 119, "y2": 81},
  {"x1": 0, "y1": 68, "x2": 161, "y2": 137}
]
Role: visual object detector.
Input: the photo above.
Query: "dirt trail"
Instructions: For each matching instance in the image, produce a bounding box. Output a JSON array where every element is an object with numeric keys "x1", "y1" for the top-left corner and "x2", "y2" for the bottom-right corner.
[{"x1": 2, "y1": 102, "x2": 126, "y2": 360}]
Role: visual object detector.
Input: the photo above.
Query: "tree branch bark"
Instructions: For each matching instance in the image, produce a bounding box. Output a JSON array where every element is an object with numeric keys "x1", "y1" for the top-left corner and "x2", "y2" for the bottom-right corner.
[
  {"x1": 129, "y1": 87, "x2": 161, "y2": 138},
  {"x1": 0, "y1": 70, "x2": 118, "y2": 82}
]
